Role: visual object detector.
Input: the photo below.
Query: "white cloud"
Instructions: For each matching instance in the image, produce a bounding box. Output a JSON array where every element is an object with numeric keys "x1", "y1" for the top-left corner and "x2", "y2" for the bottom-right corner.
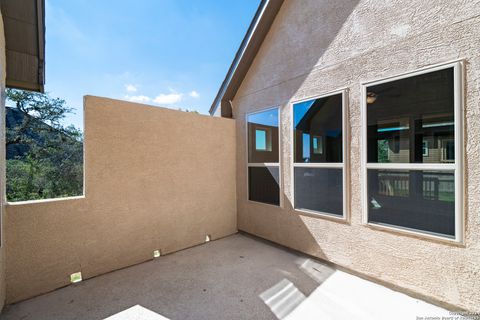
[
  {"x1": 126, "y1": 95, "x2": 151, "y2": 103},
  {"x1": 153, "y1": 92, "x2": 183, "y2": 105},
  {"x1": 125, "y1": 84, "x2": 138, "y2": 93},
  {"x1": 189, "y1": 90, "x2": 200, "y2": 98},
  {"x1": 124, "y1": 89, "x2": 186, "y2": 106}
]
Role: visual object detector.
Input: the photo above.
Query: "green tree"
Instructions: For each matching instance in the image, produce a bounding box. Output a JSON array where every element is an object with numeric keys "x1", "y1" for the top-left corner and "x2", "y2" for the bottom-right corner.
[
  {"x1": 5, "y1": 89, "x2": 83, "y2": 201},
  {"x1": 377, "y1": 140, "x2": 390, "y2": 163},
  {"x1": 177, "y1": 107, "x2": 199, "y2": 114}
]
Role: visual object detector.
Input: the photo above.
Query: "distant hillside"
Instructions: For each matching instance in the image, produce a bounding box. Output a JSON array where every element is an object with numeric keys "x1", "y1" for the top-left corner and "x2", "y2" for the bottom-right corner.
[{"x1": 6, "y1": 106, "x2": 82, "y2": 159}]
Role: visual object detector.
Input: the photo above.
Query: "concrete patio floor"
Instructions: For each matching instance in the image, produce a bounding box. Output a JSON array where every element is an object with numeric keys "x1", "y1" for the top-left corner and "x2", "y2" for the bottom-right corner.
[{"x1": 1, "y1": 233, "x2": 458, "y2": 320}]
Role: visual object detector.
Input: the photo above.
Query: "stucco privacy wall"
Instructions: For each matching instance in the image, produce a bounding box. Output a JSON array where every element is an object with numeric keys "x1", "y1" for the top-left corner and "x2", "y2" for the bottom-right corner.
[
  {"x1": 0, "y1": 10, "x2": 7, "y2": 312},
  {"x1": 233, "y1": 0, "x2": 480, "y2": 312},
  {"x1": 4, "y1": 96, "x2": 237, "y2": 303}
]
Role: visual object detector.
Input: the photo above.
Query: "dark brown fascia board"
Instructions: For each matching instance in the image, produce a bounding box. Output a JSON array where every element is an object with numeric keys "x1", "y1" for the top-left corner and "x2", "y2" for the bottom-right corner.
[
  {"x1": 3, "y1": 0, "x2": 45, "y2": 93},
  {"x1": 5, "y1": 79, "x2": 42, "y2": 92},
  {"x1": 36, "y1": 0, "x2": 46, "y2": 92},
  {"x1": 209, "y1": 0, "x2": 284, "y2": 117}
]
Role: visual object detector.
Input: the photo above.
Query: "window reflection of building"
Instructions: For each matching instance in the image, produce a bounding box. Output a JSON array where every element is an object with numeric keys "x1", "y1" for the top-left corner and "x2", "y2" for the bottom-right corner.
[
  {"x1": 422, "y1": 141, "x2": 429, "y2": 157},
  {"x1": 366, "y1": 66, "x2": 458, "y2": 238},
  {"x1": 253, "y1": 126, "x2": 274, "y2": 152},
  {"x1": 375, "y1": 117, "x2": 454, "y2": 163},
  {"x1": 248, "y1": 122, "x2": 279, "y2": 163},
  {"x1": 247, "y1": 108, "x2": 280, "y2": 206},
  {"x1": 292, "y1": 93, "x2": 345, "y2": 217},
  {"x1": 294, "y1": 95, "x2": 342, "y2": 164},
  {"x1": 312, "y1": 136, "x2": 323, "y2": 155},
  {"x1": 441, "y1": 139, "x2": 455, "y2": 162}
]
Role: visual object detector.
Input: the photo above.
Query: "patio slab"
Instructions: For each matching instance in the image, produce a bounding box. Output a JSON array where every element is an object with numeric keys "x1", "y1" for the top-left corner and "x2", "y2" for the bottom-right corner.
[{"x1": 1, "y1": 233, "x2": 458, "y2": 320}]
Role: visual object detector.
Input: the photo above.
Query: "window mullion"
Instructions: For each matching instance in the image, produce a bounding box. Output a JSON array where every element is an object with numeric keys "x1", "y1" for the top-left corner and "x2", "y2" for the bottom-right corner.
[
  {"x1": 293, "y1": 163, "x2": 344, "y2": 169},
  {"x1": 248, "y1": 163, "x2": 279, "y2": 167}
]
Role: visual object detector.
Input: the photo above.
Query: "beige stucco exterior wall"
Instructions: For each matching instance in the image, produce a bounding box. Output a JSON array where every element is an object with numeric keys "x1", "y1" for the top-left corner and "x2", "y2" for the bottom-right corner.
[
  {"x1": 233, "y1": 0, "x2": 480, "y2": 312},
  {"x1": 4, "y1": 96, "x2": 237, "y2": 303},
  {"x1": 0, "y1": 10, "x2": 7, "y2": 312}
]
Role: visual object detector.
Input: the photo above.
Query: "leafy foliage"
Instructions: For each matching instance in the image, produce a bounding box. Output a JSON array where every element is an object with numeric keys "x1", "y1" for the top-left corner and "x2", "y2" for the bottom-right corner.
[
  {"x1": 5, "y1": 89, "x2": 83, "y2": 202},
  {"x1": 177, "y1": 107, "x2": 199, "y2": 114},
  {"x1": 377, "y1": 140, "x2": 390, "y2": 163}
]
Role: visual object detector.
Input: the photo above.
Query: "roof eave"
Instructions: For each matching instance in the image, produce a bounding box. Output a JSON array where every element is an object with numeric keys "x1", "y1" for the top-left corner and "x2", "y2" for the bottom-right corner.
[
  {"x1": 2, "y1": 0, "x2": 46, "y2": 93},
  {"x1": 209, "y1": 0, "x2": 284, "y2": 117}
]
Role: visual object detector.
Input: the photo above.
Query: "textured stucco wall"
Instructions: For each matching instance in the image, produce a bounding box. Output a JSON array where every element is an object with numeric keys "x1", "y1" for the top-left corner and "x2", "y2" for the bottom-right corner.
[
  {"x1": 0, "y1": 9, "x2": 7, "y2": 312},
  {"x1": 233, "y1": 0, "x2": 480, "y2": 312},
  {"x1": 4, "y1": 96, "x2": 237, "y2": 303}
]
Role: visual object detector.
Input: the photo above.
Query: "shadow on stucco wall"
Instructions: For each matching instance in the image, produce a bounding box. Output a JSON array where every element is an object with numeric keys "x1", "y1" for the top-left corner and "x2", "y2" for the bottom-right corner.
[
  {"x1": 235, "y1": 0, "x2": 361, "y2": 263},
  {"x1": 233, "y1": 0, "x2": 480, "y2": 312}
]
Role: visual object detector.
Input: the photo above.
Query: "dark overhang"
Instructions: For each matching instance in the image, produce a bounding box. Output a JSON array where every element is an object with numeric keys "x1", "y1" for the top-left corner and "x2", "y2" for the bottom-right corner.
[
  {"x1": 1, "y1": 0, "x2": 46, "y2": 92},
  {"x1": 209, "y1": 0, "x2": 284, "y2": 117}
]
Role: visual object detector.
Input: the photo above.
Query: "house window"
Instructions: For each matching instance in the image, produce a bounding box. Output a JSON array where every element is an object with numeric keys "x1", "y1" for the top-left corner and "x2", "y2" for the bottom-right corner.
[
  {"x1": 254, "y1": 128, "x2": 273, "y2": 152},
  {"x1": 293, "y1": 92, "x2": 346, "y2": 217},
  {"x1": 364, "y1": 63, "x2": 463, "y2": 240},
  {"x1": 247, "y1": 108, "x2": 280, "y2": 205},
  {"x1": 441, "y1": 139, "x2": 455, "y2": 162},
  {"x1": 255, "y1": 129, "x2": 268, "y2": 151},
  {"x1": 422, "y1": 141, "x2": 429, "y2": 157},
  {"x1": 312, "y1": 136, "x2": 323, "y2": 154}
]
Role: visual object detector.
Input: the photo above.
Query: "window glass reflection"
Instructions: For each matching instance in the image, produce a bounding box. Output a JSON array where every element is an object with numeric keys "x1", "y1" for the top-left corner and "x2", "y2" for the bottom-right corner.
[
  {"x1": 248, "y1": 109, "x2": 279, "y2": 163},
  {"x1": 367, "y1": 68, "x2": 455, "y2": 163},
  {"x1": 294, "y1": 94, "x2": 342, "y2": 163},
  {"x1": 248, "y1": 166, "x2": 280, "y2": 205},
  {"x1": 368, "y1": 169, "x2": 455, "y2": 237},
  {"x1": 294, "y1": 167, "x2": 343, "y2": 216}
]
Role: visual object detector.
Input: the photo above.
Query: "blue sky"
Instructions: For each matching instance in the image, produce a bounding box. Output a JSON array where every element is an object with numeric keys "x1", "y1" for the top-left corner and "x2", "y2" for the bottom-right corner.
[
  {"x1": 247, "y1": 109, "x2": 278, "y2": 127},
  {"x1": 44, "y1": 0, "x2": 260, "y2": 129}
]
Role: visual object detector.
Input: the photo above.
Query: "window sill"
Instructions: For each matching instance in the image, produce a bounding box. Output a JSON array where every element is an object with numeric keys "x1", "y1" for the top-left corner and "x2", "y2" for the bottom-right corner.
[
  {"x1": 365, "y1": 222, "x2": 465, "y2": 247},
  {"x1": 294, "y1": 208, "x2": 349, "y2": 224},
  {"x1": 247, "y1": 200, "x2": 281, "y2": 209}
]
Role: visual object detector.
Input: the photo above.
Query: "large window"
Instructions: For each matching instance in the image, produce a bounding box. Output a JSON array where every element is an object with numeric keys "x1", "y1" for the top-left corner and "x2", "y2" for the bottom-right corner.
[
  {"x1": 363, "y1": 63, "x2": 463, "y2": 241},
  {"x1": 247, "y1": 108, "x2": 280, "y2": 206},
  {"x1": 293, "y1": 92, "x2": 346, "y2": 218}
]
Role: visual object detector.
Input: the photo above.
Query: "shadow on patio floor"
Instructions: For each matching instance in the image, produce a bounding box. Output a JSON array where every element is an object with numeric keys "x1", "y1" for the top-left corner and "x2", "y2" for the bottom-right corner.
[
  {"x1": 1, "y1": 234, "x2": 322, "y2": 320},
  {"x1": 1, "y1": 233, "x2": 458, "y2": 320}
]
